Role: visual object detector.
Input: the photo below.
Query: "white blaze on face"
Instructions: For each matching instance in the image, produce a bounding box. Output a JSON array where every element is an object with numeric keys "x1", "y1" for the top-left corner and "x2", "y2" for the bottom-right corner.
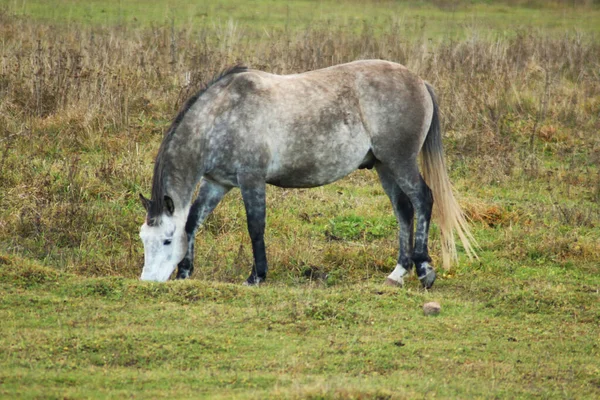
[{"x1": 139, "y1": 213, "x2": 187, "y2": 282}]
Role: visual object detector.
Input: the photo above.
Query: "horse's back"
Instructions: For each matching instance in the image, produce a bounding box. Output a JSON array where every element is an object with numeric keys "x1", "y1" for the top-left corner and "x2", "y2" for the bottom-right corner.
[
  {"x1": 202, "y1": 61, "x2": 433, "y2": 188},
  {"x1": 245, "y1": 59, "x2": 432, "y2": 146}
]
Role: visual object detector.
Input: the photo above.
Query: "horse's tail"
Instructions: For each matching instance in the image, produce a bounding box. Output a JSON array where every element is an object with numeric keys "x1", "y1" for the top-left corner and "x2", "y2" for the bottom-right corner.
[{"x1": 421, "y1": 82, "x2": 477, "y2": 269}]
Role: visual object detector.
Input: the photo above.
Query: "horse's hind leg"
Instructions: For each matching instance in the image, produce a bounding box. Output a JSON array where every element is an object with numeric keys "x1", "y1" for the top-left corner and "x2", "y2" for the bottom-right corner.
[
  {"x1": 383, "y1": 162, "x2": 436, "y2": 289},
  {"x1": 176, "y1": 179, "x2": 230, "y2": 279},
  {"x1": 376, "y1": 164, "x2": 415, "y2": 287},
  {"x1": 238, "y1": 173, "x2": 268, "y2": 286}
]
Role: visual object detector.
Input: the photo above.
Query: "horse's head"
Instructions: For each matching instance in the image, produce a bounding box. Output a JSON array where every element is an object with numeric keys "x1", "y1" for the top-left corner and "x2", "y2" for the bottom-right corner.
[{"x1": 138, "y1": 194, "x2": 187, "y2": 282}]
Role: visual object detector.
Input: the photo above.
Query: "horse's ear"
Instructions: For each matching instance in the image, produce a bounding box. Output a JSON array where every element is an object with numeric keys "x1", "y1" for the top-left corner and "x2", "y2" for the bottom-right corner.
[
  {"x1": 164, "y1": 195, "x2": 175, "y2": 215},
  {"x1": 139, "y1": 194, "x2": 152, "y2": 212}
]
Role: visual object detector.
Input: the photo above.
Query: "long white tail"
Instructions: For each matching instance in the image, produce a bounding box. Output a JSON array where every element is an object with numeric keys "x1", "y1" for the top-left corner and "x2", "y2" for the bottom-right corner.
[{"x1": 421, "y1": 83, "x2": 477, "y2": 269}]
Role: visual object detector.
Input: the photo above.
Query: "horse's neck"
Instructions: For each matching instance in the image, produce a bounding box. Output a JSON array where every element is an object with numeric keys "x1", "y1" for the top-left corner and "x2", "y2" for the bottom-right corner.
[
  {"x1": 159, "y1": 136, "x2": 204, "y2": 216},
  {"x1": 154, "y1": 96, "x2": 209, "y2": 218},
  {"x1": 161, "y1": 165, "x2": 195, "y2": 217}
]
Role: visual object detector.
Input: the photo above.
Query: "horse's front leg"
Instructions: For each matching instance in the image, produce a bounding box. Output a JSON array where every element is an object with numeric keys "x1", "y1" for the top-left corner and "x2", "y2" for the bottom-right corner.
[
  {"x1": 239, "y1": 173, "x2": 267, "y2": 285},
  {"x1": 176, "y1": 179, "x2": 231, "y2": 279}
]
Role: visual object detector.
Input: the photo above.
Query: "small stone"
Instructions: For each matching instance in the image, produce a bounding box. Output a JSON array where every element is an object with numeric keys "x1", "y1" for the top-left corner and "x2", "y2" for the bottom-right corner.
[{"x1": 423, "y1": 301, "x2": 441, "y2": 316}]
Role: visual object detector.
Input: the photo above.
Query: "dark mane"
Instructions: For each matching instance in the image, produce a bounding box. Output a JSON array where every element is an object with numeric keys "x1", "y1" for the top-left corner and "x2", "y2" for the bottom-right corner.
[{"x1": 148, "y1": 65, "x2": 249, "y2": 221}]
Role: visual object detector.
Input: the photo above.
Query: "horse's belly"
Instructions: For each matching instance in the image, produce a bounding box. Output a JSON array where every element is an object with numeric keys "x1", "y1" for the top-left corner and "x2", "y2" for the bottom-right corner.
[{"x1": 265, "y1": 132, "x2": 371, "y2": 188}]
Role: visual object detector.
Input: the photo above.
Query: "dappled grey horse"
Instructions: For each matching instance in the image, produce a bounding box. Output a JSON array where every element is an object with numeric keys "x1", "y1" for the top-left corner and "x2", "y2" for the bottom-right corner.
[{"x1": 139, "y1": 60, "x2": 475, "y2": 287}]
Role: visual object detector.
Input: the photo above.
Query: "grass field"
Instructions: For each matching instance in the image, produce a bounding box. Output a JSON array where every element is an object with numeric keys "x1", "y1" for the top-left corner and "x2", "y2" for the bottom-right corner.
[
  {"x1": 1, "y1": 262, "x2": 599, "y2": 398},
  {"x1": 3, "y1": 0, "x2": 600, "y2": 37},
  {"x1": 1, "y1": 0, "x2": 599, "y2": 398}
]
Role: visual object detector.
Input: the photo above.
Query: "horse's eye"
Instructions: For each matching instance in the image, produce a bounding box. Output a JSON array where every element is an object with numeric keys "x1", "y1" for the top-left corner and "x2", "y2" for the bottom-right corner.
[{"x1": 163, "y1": 240, "x2": 172, "y2": 246}]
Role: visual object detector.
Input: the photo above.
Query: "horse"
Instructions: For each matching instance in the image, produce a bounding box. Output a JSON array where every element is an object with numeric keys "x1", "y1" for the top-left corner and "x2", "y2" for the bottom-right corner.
[{"x1": 138, "y1": 60, "x2": 476, "y2": 287}]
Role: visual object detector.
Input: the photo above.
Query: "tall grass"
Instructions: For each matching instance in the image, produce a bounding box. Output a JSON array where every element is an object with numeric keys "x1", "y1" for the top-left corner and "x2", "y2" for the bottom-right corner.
[{"x1": 0, "y1": 9, "x2": 598, "y2": 280}]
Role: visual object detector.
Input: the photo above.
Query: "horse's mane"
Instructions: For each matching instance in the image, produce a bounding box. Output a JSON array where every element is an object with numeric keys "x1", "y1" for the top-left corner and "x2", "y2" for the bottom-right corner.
[{"x1": 148, "y1": 65, "x2": 249, "y2": 222}]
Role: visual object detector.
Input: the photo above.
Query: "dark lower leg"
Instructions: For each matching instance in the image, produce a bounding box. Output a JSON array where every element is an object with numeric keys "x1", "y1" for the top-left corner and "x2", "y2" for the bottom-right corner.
[
  {"x1": 175, "y1": 198, "x2": 202, "y2": 279},
  {"x1": 240, "y1": 176, "x2": 267, "y2": 285},
  {"x1": 385, "y1": 194, "x2": 415, "y2": 286},
  {"x1": 376, "y1": 165, "x2": 414, "y2": 285},
  {"x1": 176, "y1": 239, "x2": 195, "y2": 279},
  {"x1": 397, "y1": 174, "x2": 436, "y2": 288},
  {"x1": 396, "y1": 190, "x2": 415, "y2": 272},
  {"x1": 176, "y1": 180, "x2": 230, "y2": 279},
  {"x1": 410, "y1": 178, "x2": 433, "y2": 260}
]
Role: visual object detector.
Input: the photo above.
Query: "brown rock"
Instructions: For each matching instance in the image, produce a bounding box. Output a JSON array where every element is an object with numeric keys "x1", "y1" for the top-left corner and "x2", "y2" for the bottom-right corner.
[{"x1": 423, "y1": 301, "x2": 441, "y2": 316}]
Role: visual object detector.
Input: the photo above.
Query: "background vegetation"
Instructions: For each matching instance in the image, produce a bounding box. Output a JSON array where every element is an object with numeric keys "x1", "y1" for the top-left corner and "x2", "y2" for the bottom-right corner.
[{"x1": 0, "y1": 0, "x2": 599, "y2": 398}]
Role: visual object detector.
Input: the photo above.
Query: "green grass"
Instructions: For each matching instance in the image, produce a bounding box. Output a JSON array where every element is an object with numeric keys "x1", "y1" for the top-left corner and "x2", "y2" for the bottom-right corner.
[
  {"x1": 1, "y1": 260, "x2": 598, "y2": 399},
  {"x1": 2, "y1": 0, "x2": 599, "y2": 38}
]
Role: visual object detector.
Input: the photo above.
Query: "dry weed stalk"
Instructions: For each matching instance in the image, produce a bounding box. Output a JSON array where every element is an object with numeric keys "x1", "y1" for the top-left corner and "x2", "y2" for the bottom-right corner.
[{"x1": 0, "y1": 11, "x2": 598, "y2": 277}]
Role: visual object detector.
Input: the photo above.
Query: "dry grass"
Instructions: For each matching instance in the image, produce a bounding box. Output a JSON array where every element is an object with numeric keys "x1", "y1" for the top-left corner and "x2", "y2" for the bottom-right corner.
[{"x1": 0, "y1": 8, "x2": 599, "y2": 280}]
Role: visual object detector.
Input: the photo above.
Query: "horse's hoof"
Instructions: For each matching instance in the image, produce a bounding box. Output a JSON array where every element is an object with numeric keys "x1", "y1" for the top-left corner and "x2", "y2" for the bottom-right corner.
[
  {"x1": 243, "y1": 276, "x2": 263, "y2": 286},
  {"x1": 384, "y1": 277, "x2": 403, "y2": 287},
  {"x1": 175, "y1": 271, "x2": 192, "y2": 280},
  {"x1": 386, "y1": 264, "x2": 408, "y2": 287},
  {"x1": 418, "y1": 265, "x2": 436, "y2": 289}
]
